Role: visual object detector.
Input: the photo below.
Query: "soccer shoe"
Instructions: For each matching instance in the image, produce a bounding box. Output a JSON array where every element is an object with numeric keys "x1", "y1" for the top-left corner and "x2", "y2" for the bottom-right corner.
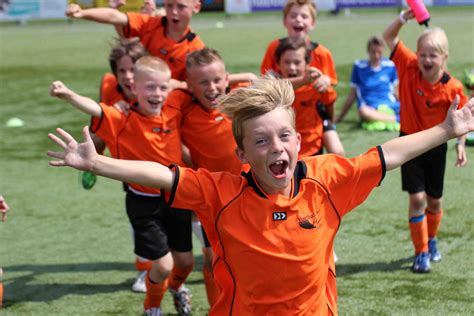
[
  {"x1": 144, "y1": 307, "x2": 162, "y2": 316},
  {"x1": 412, "y1": 252, "x2": 431, "y2": 273},
  {"x1": 169, "y1": 285, "x2": 192, "y2": 315},
  {"x1": 81, "y1": 171, "x2": 97, "y2": 190},
  {"x1": 428, "y1": 239, "x2": 442, "y2": 262},
  {"x1": 466, "y1": 132, "x2": 474, "y2": 146},
  {"x1": 132, "y1": 271, "x2": 147, "y2": 293}
]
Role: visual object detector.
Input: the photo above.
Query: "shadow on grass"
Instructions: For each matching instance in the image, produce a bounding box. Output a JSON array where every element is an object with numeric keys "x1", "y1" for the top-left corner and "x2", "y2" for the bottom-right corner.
[
  {"x1": 2, "y1": 261, "x2": 205, "y2": 308},
  {"x1": 336, "y1": 256, "x2": 413, "y2": 276}
]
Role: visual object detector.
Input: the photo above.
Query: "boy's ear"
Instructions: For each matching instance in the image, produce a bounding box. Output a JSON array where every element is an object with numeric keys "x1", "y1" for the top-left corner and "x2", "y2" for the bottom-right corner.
[
  {"x1": 193, "y1": 0, "x2": 201, "y2": 13},
  {"x1": 235, "y1": 147, "x2": 249, "y2": 164}
]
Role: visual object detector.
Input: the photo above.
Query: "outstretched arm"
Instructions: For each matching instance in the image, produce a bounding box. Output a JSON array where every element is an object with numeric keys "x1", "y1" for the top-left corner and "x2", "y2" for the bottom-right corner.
[
  {"x1": 47, "y1": 127, "x2": 175, "y2": 191},
  {"x1": 382, "y1": 96, "x2": 474, "y2": 170},
  {"x1": 50, "y1": 81, "x2": 102, "y2": 117},
  {"x1": 66, "y1": 4, "x2": 128, "y2": 26},
  {"x1": 336, "y1": 87, "x2": 357, "y2": 123},
  {"x1": 382, "y1": 10, "x2": 415, "y2": 51}
]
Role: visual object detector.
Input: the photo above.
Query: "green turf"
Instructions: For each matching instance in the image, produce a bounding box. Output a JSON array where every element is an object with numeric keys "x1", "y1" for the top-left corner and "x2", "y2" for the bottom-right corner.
[{"x1": 1, "y1": 7, "x2": 473, "y2": 315}]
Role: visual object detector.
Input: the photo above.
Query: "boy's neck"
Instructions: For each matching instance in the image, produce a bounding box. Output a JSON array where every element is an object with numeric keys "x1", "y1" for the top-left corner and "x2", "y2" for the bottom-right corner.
[
  {"x1": 137, "y1": 103, "x2": 163, "y2": 117},
  {"x1": 422, "y1": 70, "x2": 445, "y2": 85},
  {"x1": 166, "y1": 25, "x2": 189, "y2": 42}
]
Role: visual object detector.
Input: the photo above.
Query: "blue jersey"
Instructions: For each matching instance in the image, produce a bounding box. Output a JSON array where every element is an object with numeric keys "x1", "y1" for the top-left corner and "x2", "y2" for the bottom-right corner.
[{"x1": 351, "y1": 58, "x2": 399, "y2": 117}]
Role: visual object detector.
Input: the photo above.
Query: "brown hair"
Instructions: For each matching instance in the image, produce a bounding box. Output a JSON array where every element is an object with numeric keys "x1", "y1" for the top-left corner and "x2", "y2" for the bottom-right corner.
[
  {"x1": 283, "y1": 0, "x2": 317, "y2": 21},
  {"x1": 109, "y1": 37, "x2": 147, "y2": 76},
  {"x1": 275, "y1": 37, "x2": 311, "y2": 64},
  {"x1": 185, "y1": 47, "x2": 224, "y2": 73},
  {"x1": 366, "y1": 35, "x2": 384, "y2": 51},
  {"x1": 219, "y1": 76, "x2": 295, "y2": 149}
]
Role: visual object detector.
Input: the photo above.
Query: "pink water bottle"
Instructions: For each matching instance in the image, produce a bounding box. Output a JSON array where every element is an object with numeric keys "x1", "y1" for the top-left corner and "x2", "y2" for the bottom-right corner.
[{"x1": 407, "y1": 0, "x2": 430, "y2": 27}]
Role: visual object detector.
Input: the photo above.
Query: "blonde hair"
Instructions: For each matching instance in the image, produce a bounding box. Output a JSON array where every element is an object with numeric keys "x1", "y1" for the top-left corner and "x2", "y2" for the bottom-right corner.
[
  {"x1": 186, "y1": 47, "x2": 224, "y2": 74},
  {"x1": 283, "y1": 0, "x2": 317, "y2": 21},
  {"x1": 417, "y1": 27, "x2": 449, "y2": 56},
  {"x1": 134, "y1": 56, "x2": 171, "y2": 79},
  {"x1": 219, "y1": 77, "x2": 296, "y2": 149}
]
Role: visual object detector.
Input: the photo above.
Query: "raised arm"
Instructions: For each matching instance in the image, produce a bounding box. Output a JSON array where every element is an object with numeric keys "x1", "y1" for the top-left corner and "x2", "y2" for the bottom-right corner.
[
  {"x1": 382, "y1": 96, "x2": 474, "y2": 170},
  {"x1": 66, "y1": 3, "x2": 128, "y2": 26},
  {"x1": 47, "y1": 126, "x2": 175, "y2": 191},
  {"x1": 50, "y1": 81, "x2": 102, "y2": 117},
  {"x1": 382, "y1": 10, "x2": 415, "y2": 51},
  {"x1": 336, "y1": 87, "x2": 357, "y2": 123}
]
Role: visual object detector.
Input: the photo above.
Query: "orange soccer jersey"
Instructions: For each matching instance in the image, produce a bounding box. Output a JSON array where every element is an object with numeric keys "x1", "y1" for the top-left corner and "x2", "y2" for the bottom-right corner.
[
  {"x1": 166, "y1": 89, "x2": 246, "y2": 175},
  {"x1": 167, "y1": 147, "x2": 385, "y2": 315},
  {"x1": 92, "y1": 103, "x2": 184, "y2": 194},
  {"x1": 293, "y1": 84, "x2": 337, "y2": 158},
  {"x1": 123, "y1": 14, "x2": 205, "y2": 81},
  {"x1": 261, "y1": 38, "x2": 338, "y2": 85},
  {"x1": 391, "y1": 41, "x2": 468, "y2": 135},
  {"x1": 90, "y1": 73, "x2": 136, "y2": 131}
]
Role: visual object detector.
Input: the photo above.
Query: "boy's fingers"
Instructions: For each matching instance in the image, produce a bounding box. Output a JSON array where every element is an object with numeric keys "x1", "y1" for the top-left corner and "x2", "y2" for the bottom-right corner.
[
  {"x1": 49, "y1": 160, "x2": 67, "y2": 167},
  {"x1": 48, "y1": 133, "x2": 67, "y2": 149},
  {"x1": 47, "y1": 150, "x2": 65, "y2": 160},
  {"x1": 56, "y1": 128, "x2": 75, "y2": 143},
  {"x1": 82, "y1": 126, "x2": 92, "y2": 142}
]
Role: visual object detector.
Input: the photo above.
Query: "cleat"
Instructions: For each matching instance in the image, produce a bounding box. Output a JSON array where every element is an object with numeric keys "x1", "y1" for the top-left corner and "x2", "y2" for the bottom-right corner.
[
  {"x1": 169, "y1": 285, "x2": 192, "y2": 315},
  {"x1": 132, "y1": 271, "x2": 147, "y2": 293},
  {"x1": 428, "y1": 239, "x2": 442, "y2": 262},
  {"x1": 144, "y1": 307, "x2": 162, "y2": 316},
  {"x1": 412, "y1": 252, "x2": 431, "y2": 273},
  {"x1": 81, "y1": 171, "x2": 97, "y2": 190}
]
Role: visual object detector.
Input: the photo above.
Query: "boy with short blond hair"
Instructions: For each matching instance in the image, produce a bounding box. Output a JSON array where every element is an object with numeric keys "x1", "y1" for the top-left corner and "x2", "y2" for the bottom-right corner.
[
  {"x1": 383, "y1": 10, "x2": 468, "y2": 273},
  {"x1": 47, "y1": 77, "x2": 474, "y2": 314},
  {"x1": 66, "y1": 0, "x2": 204, "y2": 87},
  {"x1": 260, "y1": 0, "x2": 337, "y2": 100},
  {"x1": 49, "y1": 55, "x2": 194, "y2": 315}
]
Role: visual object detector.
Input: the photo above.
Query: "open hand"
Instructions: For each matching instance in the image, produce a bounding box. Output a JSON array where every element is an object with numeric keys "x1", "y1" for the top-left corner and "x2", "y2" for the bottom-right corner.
[
  {"x1": 113, "y1": 100, "x2": 131, "y2": 115},
  {"x1": 47, "y1": 126, "x2": 98, "y2": 171},
  {"x1": 443, "y1": 96, "x2": 474, "y2": 138}
]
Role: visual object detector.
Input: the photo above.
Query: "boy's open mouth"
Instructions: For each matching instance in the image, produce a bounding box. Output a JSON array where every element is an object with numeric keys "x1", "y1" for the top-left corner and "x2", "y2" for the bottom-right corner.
[
  {"x1": 269, "y1": 160, "x2": 288, "y2": 178},
  {"x1": 293, "y1": 26, "x2": 304, "y2": 33},
  {"x1": 148, "y1": 99, "x2": 161, "y2": 108},
  {"x1": 423, "y1": 64, "x2": 433, "y2": 72}
]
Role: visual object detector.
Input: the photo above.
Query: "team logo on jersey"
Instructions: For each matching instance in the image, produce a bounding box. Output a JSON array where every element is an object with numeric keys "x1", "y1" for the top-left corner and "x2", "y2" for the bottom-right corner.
[
  {"x1": 297, "y1": 212, "x2": 320, "y2": 229},
  {"x1": 159, "y1": 48, "x2": 168, "y2": 55},
  {"x1": 215, "y1": 116, "x2": 224, "y2": 122},
  {"x1": 273, "y1": 212, "x2": 287, "y2": 221},
  {"x1": 416, "y1": 89, "x2": 424, "y2": 96}
]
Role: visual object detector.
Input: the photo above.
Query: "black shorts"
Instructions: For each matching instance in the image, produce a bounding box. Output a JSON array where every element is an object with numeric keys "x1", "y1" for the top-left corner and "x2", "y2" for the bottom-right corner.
[
  {"x1": 125, "y1": 190, "x2": 193, "y2": 260},
  {"x1": 401, "y1": 142, "x2": 447, "y2": 198}
]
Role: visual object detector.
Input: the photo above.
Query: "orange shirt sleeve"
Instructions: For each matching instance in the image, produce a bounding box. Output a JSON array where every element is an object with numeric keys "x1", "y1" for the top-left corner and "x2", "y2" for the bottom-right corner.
[
  {"x1": 123, "y1": 12, "x2": 153, "y2": 38},
  {"x1": 310, "y1": 44, "x2": 338, "y2": 85},
  {"x1": 306, "y1": 146, "x2": 385, "y2": 217},
  {"x1": 390, "y1": 40, "x2": 417, "y2": 80},
  {"x1": 260, "y1": 39, "x2": 279, "y2": 75}
]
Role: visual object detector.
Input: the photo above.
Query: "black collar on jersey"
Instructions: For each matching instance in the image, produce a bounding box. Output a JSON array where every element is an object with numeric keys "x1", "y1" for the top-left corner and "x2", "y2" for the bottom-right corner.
[
  {"x1": 161, "y1": 16, "x2": 197, "y2": 43},
  {"x1": 440, "y1": 72, "x2": 451, "y2": 84},
  {"x1": 243, "y1": 161, "x2": 308, "y2": 199}
]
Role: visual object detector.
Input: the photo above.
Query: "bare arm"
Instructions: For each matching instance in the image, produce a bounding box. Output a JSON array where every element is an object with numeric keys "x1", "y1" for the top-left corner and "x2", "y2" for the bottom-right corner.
[
  {"x1": 228, "y1": 72, "x2": 258, "y2": 85},
  {"x1": 50, "y1": 81, "x2": 102, "y2": 117},
  {"x1": 382, "y1": 10, "x2": 415, "y2": 51},
  {"x1": 336, "y1": 87, "x2": 357, "y2": 123},
  {"x1": 382, "y1": 96, "x2": 474, "y2": 170},
  {"x1": 66, "y1": 4, "x2": 128, "y2": 26},
  {"x1": 47, "y1": 127, "x2": 175, "y2": 191}
]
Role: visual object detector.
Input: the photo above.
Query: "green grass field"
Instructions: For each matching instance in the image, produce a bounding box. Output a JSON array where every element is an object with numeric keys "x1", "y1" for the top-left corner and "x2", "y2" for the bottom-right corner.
[{"x1": 1, "y1": 7, "x2": 473, "y2": 315}]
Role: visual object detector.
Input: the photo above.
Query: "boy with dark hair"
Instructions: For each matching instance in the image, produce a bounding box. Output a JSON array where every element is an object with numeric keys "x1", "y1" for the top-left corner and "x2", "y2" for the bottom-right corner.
[{"x1": 47, "y1": 77, "x2": 474, "y2": 314}]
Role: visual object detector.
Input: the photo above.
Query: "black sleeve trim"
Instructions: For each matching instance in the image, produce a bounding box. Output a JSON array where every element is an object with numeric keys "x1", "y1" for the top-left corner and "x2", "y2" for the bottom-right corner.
[
  {"x1": 376, "y1": 145, "x2": 387, "y2": 185},
  {"x1": 389, "y1": 41, "x2": 400, "y2": 60},
  {"x1": 89, "y1": 109, "x2": 104, "y2": 133},
  {"x1": 162, "y1": 164, "x2": 180, "y2": 206},
  {"x1": 123, "y1": 13, "x2": 131, "y2": 37}
]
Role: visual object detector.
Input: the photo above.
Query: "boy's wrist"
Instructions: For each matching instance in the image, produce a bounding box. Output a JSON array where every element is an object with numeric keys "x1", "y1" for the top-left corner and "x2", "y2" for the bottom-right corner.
[
  {"x1": 455, "y1": 139, "x2": 465, "y2": 146},
  {"x1": 399, "y1": 11, "x2": 408, "y2": 24}
]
